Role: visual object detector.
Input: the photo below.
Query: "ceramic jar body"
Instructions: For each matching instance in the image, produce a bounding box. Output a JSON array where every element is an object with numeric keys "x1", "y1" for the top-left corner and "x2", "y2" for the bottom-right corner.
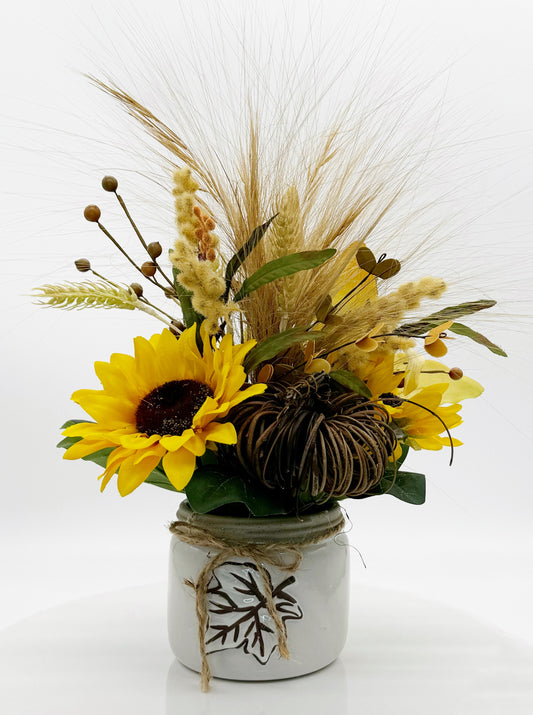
[{"x1": 168, "y1": 501, "x2": 349, "y2": 681}]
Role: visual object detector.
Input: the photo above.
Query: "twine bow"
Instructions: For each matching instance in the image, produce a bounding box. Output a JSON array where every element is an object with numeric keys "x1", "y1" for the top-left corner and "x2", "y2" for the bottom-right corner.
[{"x1": 169, "y1": 518, "x2": 344, "y2": 692}]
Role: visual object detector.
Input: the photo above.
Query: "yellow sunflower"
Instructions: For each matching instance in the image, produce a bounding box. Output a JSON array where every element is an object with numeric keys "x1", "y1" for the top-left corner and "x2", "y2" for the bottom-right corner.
[
  {"x1": 62, "y1": 324, "x2": 266, "y2": 496},
  {"x1": 385, "y1": 383, "x2": 463, "y2": 453},
  {"x1": 350, "y1": 353, "x2": 484, "y2": 456}
]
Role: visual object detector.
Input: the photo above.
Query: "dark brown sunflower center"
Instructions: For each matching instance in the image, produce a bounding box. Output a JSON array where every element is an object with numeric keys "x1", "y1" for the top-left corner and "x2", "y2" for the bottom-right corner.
[{"x1": 136, "y1": 380, "x2": 213, "y2": 437}]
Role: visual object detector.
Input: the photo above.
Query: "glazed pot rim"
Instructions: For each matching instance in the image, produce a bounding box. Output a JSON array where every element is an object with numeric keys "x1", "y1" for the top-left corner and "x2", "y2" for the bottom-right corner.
[{"x1": 174, "y1": 499, "x2": 345, "y2": 545}]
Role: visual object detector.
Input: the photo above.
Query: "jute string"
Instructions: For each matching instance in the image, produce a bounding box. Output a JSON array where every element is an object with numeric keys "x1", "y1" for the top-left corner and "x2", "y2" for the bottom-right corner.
[{"x1": 169, "y1": 518, "x2": 345, "y2": 692}]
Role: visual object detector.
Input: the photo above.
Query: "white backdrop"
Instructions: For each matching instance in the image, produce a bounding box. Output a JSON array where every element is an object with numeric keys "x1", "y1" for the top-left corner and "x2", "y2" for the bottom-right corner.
[{"x1": 1, "y1": 0, "x2": 533, "y2": 711}]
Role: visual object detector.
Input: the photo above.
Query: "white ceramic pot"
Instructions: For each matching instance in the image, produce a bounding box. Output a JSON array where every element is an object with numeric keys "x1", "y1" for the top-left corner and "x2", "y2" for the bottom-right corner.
[{"x1": 168, "y1": 500, "x2": 349, "y2": 681}]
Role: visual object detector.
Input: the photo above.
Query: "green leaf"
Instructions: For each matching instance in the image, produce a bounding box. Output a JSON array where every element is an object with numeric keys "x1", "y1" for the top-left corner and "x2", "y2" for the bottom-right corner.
[
  {"x1": 386, "y1": 470, "x2": 426, "y2": 504},
  {"x1": 368, "y1": 469, "x2": 426, "y2": 505},
  {"x1": 330, "y1": 369, "x2": 372, "y2": 398},
  {"x1": 397, "y1": 299, "x2": 497, "y2": 337},
  {"x1": 243, "y1": 327, "x2": 321, "y2": 372},
  {"x1": 200, "y1": 449, "x2": 219, "y2": 466},
  {"x1": 60, "y1": 418, "x2": 88, "y2": 430},
  {"x1": 184, "y1": 466, "x2": 289, "y2": 516},
  {"x1": 224, "y1": 216, "x2": 277, "y2": 300},
  {"x1": 172, "y1": 266, "x2": 203, "y2": 328},
  {"x1": 449, "y1": 322, "x2": 507, "y2": 357},
  {"x1": 233, "y1": 249, "x2": 336, "y2": 302}
]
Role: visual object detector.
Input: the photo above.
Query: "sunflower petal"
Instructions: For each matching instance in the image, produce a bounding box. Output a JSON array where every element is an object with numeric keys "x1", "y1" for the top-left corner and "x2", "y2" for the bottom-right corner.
[
  {"x1": 133, "y1": 335, "x2": 159, "y2": 392},
  {"x1": 93, "y1": 361, "x2": 139, "y2": 402},
  {"x1": 99, "y1": 447, "x2": 135, "y2": 491},
  {"x1": 70, "y1": 390, "x2": 136, "y2": 425},
  {"x1": 132, "y1": 443, "x2": 165, "y2": 465},
  {"x1": 109, "y1": 352, "x2": 146, "y2": 396},
  {"x1": 192, "y1": 396, "x2": 227, "y2": 426},
  {"x1": 213, "y1": 373, "x2": 241, "y2": 403},
  {"x1": 159, "y1": 430, "x2": 196, "y2": 452},
  {"x1": 116, "y1": 451, "x2": 164, "y2": 496},
  {"x1": 62, "y1": 421, "x2": 96, "y2": 437},
  {"x1": 173, "y1": 326, "x2": 209, "y2": 383},
  {"x1": 220, "y1": 382, "x2": 267, "y2": 411},
  {"x1": 63, "y1": 424, "x2": 135, "y2": 444},
  {"x1": 202, "y1": 421, "x2": 237, "y2": 445},
  {"x1": 162, "y1": 449, "x2": 197, "y2": 491},
  {"x1": 160, "y1": 328, "x2": 206, "y2": 383},
  {"x1": 63, "y1": 439, "x2": 111, "y2": 460},
  {"x1": 120, "y1": 433, "x2": 162, "y2": 450}
]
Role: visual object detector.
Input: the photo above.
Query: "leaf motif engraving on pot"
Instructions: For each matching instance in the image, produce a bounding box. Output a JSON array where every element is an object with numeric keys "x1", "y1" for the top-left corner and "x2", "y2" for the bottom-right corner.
[{"x1": 204, "y1": 560, "x2": 303, "y2": 664}]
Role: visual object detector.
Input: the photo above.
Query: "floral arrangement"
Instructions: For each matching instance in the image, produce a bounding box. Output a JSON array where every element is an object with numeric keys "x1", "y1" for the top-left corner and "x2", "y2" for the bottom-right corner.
[{"x1": 34, "y1": 81, "x2": 506, "y2": 518}]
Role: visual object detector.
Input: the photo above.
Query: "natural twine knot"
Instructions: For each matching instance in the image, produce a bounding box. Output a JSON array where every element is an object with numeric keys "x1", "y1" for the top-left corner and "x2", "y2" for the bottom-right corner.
[{"x1": 169, "y1": 517, "x2": 345, "y2": 692}]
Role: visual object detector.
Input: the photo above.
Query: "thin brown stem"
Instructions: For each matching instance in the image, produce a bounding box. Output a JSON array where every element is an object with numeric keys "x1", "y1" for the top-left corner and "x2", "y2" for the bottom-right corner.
[
  {"x1": 90, "y1": 268, "x2": 122, "y2": 290},
  {"x1": 97, "y1": 221, "x2": 155, "y2": 282},
  {"x1": 96, "y1": 221, "x2": 181, "y2": 307},
  {"x1": 114, "y1": 192, "x2": 175, "y2": 290}
]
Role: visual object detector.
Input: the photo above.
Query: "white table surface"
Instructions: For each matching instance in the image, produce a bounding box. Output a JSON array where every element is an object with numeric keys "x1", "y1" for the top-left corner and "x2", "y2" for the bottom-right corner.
[{"x1": 1, "y1": 582, "x2": 532, "y2": 715}]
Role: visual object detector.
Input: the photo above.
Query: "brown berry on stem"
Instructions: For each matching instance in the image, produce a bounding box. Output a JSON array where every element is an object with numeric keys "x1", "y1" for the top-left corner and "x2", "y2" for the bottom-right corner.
[
  {"x1": 449, "y1": 367, "x2": 463, "y2": 381},
  {"x1": 163, "y1": 286, "x2": 177, "y2": 299},
  {"x1": 74, "y1": 258, "x2": 91, "y2": 272},
  {"x1": 101, "y1": 176, "x2": 118, "y2": 192},
  {"x1": 84, "y1": 205, "x2": 101, "y2": 222},
  {"x1": 147, "y1": 241, "x2": 162, "y2": 259},
  {"x1": 130, "y1": 282, "x2": 144, "y2": 297},
  {"x1": 141, "y1": 261, "x2": 157, "y2": 277}
]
